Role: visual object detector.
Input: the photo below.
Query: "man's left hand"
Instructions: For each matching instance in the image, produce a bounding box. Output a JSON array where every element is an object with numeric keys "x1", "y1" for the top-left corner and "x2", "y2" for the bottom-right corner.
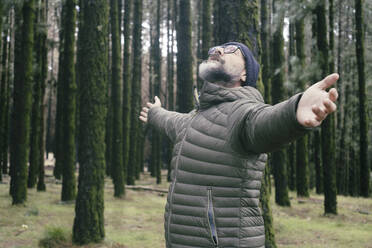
[{"x1": 296, "y1": 73, "x2": 339, "y2": 127}]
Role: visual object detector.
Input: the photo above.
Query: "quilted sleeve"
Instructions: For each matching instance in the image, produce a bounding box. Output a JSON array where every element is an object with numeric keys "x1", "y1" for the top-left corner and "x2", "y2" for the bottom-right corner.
[
  {"x1": 229, "y1": 93, "x2": 314, "y2": 154},
  {"x1": 147, "y1": 106, "x2": 191, "y2": 143}
]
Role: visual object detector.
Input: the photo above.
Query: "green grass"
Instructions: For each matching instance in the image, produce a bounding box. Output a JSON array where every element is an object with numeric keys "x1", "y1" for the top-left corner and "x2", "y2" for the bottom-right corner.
[
  {"x1": 1, "y1": 167, "x2": 372, "y2": 248},
  {"x1": 272, "y1": 189, "x2": 372, "y2": 248}
]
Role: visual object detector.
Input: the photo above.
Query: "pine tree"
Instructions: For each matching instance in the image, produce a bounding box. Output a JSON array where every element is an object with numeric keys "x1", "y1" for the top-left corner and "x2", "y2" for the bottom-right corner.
[
  {"x1": 311, "y1": 9, "x2": 323, "y2": 195},
  {"x1": 0, "y1": 0, "x2": 3, "y2": 183},
  {"x1": 260, "y1": 165, "x2": 277, "y2": 248},
  {"x1": 151, "y1": 0, "x2": 162, "y2": 184},
  {"x1": 127, "y1": 0, "x2": 142, "y2": 185},
  {"x1": 336, "y1": 0, "x2": 346, "y2": 195},
  {"x1": 36, "y1": 0, "x2": 48, "y2": 192},
  {"x1": 166, "y1": 0, "x2": 174, "y2": 182},
  {"x1": 54, "y1": 2, "x2": 66, "y2": 180},
  {"x1": 28, "y1": 2, "x2": 43, "y2": 188},
  {"x1": 295, "y1": 15, "x2": 309, "y2": 197},
  {"x1": 271, "y1": 0, "x2": 290, "y2": 207},
  {"x1": 61, "y1": 0, "x2": 77, "y2": 201},
  {"x1": 176, "y1": 0, "x2": 193, "y2": 113},
  {"x1": 315, "y1": 0, "x2": 337, "y2": 214},
  {"x1": 10, "y1": 0, "x2": 35, "y2": 204},
  {"x1": 110, "y1": 0, "x2": 125, "y2": 197},
  {"x1": 260, "y1": 0, "x2": 271, "y2": 104},
  {"x1": 72, "y1": 0, "x2": 108, "y2": 243},
  {"x1": 355, "y1": 0, "x2": 369, "y2": 197},
  {"x1": 287, "y1": 21, "x2": 296, "y2": 192},
  {"x1": 213, "y1": 0, "x2": 265, "y2": 94},
  {"x1": 122, "y1": 0, "x2": 132, "y2": 182},
  {"x1": 0, "y1": 13, "x2": 10, "y2": 177}
]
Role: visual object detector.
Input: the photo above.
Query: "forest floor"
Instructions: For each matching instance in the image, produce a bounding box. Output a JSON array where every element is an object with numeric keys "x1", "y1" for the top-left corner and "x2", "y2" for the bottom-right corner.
[{"x1": 0, "y1": 157, "x2": 372, "y2": 248}]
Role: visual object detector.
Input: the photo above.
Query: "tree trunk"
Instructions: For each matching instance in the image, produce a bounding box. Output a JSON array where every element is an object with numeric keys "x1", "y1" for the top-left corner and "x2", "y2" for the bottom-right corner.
[
  {"x1": 122, "y1": 0, "x2": 132, "y2": 183},
  {"x1": 287, "y1": 21, "x2": 296, "y2": 192},
  {"x1": 260, "y1": 0, "x2": 271, "y2": 104},
  {"x1": 315, "y1": 0, "x2": 337, "y2": 214},
  {"x1": 110, "y1": 0, "x2": 125, "y2": 197},
  {"x1": 127, "y1": 0, "x2": 142, "y2": 185},
  {"x1": 176, "y1": 0, "x2": 194, "y2": 113},
  {"x1": 355, "y1": 0, "x2": 369, "y2": 198},
  {"x1": 295, "y1": 17, "x2": 309, "y2": 197},
  {"x1": 166, "y1": 0, "x2": 174, "y2": 182},
  {"x1": 336, "y1": 0, "x2": 346, "y2": 195},
  {"x1": 213, "y1": 0, "x2": 264, "y2": 92},
  {"x1": 60, "y1": 0, "x2": 77, "y2": 201},
  {"x1": 151, "y1": 0, "x2": 162, "y2": 184},
  {"x1": 72, "y1": 0, "x2": 108, "y2": 243},
  {"x1": 54, "y1": 2, "x2": 66, "y2": 180},
  {"x1": 28, "y1": 2, "x2": 42, "y2": 189},
  {"x1": 271, "y1": 0, "x2": 290, "y2": 207},
  {"x1": 0, "y1": 13, "x2": 10, "y2": 177},
  {"x1": 37, "y1": 0, "x2": 48, "y2": 192},
  {"x1": 10, "y1": 0, "x2": 35, "y2": 205}
]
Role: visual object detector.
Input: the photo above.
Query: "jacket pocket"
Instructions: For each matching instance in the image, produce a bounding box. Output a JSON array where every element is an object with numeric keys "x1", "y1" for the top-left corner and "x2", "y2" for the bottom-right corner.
[{"x1": 207, "y1": 187, "x2": 218, "y2": 247}]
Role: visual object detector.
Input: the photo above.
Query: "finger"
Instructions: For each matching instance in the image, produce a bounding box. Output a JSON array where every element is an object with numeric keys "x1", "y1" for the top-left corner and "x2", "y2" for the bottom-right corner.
[
  {"x1": 140, "y1": 111, "x2": 148, "y2": 118},
  {"x1": 304, "y1": 118, "x2": 321, "y2": 127},
  {"x1": 143, "y1": 107, "x2": 149, "y2": 113},
  {"x1": 312, "y1": 105, "x2": 327, "y2": 120},
  {"x1": 323, "y1": 98, "x2": 337, "y2": 113},
  {"x1": 139, "y1": 116, "x2": 147, "y2": 123},
  {"x1": 328, "y1": 88, "x2": 338, "y2": 102},
  {"x1": 317, "y1": 73, "x2": 339, "y2": 90},
  {"x1": 147, "y1": 102, "x2": 153, "y2": 108}
]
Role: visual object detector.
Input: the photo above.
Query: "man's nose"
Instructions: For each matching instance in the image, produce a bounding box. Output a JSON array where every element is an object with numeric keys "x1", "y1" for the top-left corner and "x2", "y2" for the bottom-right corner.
[{"x1": 214, "y1": 47, "x2": 224, "y2": 56}]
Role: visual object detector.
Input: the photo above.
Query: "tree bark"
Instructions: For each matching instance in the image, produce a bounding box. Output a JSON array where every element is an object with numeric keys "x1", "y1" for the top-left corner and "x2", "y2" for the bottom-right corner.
[
  {"x1": 10, "y1": 0, "x2": 35, "y2": 204},
  {"x1": 355, "y1": 0, "x2": 369, "y2": 198},
  {"x1": 73, "y1": 0, "x2": 108, "y2": 243},
  {"x1": 110, "y1": 0, "x2": 125, "y2": 197}
]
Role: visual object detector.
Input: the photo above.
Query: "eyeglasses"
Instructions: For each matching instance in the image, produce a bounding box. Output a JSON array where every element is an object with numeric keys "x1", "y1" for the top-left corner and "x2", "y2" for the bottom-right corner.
[{"x1": 208, "y1": 45, "x2": 244, "y2": 57}]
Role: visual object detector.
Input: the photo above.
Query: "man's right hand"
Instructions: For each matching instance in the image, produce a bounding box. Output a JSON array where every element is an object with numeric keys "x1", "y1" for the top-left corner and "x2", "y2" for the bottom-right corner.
[{"x1": 139, "y1": 96, "x2": 161, "y2": 123}]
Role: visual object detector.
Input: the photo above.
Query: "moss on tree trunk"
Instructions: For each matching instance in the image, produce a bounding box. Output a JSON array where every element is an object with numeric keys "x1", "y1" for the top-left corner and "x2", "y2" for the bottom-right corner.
[
  {"x1": 295, "y1": 17, "x2": 309, "y2": 197},
  {"x1": 61, "y1": 0, "x2": 77, "y2": 201},
  {"x1": 176, "y1": 0, "x2": 194, "y2": 113},
  {"x1": 355, "y1": 0, "x2": 369, "y2": 198},
  {"x1": 127, "y1": 0, "x2": 143, "y2": 186},
  {"x1": 72, "y1": 0, "x2": 108, "y2": 243},
  {"x1": 315, "y1": 0, "x2": 337, "y2": 214},
  {"x1": 110, "y1": 0, "x2": 125, "y2": 197},
  {"x1": 10, "y1": 0, "x2": 35, "y2": 205},
  {"x1": 122, "y1": 0, "x2": 132, "y2": 183}
]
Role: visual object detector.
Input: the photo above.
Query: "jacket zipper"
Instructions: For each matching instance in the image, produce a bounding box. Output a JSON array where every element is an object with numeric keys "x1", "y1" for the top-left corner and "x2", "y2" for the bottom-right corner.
[
  {"x1": 167, "y1": 111, "x2": 198, "y2": 247},
  {"x1": 207, "y1": 187, "x2": 219, "y2": 247}
]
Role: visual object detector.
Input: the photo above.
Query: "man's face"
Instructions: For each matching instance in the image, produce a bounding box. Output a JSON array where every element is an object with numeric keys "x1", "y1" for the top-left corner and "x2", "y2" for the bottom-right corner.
[{"x1": 198, "y1": 45, "x2": 246, "y2": 87}]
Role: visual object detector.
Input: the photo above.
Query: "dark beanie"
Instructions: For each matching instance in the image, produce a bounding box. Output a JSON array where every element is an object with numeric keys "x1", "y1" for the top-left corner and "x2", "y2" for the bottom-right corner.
[{"x1": 222, "y1": 42, "x2": 260, "y2": 88}]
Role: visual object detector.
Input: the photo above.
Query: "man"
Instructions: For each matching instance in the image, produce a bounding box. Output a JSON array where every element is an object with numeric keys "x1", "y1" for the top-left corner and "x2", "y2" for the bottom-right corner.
[{"x1": 139, "y1": 42, "x2": 338, "y2": 248}]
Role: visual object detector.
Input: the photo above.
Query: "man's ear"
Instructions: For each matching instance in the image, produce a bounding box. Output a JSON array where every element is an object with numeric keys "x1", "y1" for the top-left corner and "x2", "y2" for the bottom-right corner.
[{"x1": 240, "y1": 71, "x2": 246, "y2": 83}]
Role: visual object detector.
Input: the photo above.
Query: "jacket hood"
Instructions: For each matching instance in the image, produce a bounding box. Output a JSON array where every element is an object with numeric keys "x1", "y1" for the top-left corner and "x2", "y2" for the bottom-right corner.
[{"x1": 198, "y1": 81, "x2": 264, "y2": 110}]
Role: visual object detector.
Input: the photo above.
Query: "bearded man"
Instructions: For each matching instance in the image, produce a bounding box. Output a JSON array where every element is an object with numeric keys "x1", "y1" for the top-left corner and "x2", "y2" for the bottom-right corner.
[{"x1": 139, "y1": 42, "x2": 338, "y2": 248}]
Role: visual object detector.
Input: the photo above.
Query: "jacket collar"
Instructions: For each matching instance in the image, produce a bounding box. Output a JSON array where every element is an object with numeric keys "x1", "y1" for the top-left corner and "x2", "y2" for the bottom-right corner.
[{"x1": 198, "y1": 81, "x2": 264, "y2": 110}]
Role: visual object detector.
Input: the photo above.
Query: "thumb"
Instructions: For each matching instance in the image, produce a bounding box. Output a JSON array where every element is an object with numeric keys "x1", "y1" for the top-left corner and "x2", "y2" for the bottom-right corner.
[
  {"x1": 317, "y1": 73, "x2": 339, "y2": 90},
  {"x1": 154, "y1": 96, "x2": 160, "y2": 104}
]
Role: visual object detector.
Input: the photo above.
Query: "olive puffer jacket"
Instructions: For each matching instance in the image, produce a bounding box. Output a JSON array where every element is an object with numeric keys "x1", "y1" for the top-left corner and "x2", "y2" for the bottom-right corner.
[{"x1": 148, "y1": 81, "x2": 310, "y2": 248}]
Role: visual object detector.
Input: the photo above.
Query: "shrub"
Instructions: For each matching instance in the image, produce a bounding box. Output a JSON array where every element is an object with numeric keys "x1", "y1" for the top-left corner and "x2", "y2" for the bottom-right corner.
[{"x1": 38, "y1": 226, "x2": 70, "y2": 248}]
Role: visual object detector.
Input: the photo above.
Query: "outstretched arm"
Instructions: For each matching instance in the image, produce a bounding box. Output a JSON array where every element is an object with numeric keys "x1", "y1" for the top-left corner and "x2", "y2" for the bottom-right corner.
[
  {"x1": 231, "y1": 73, "x2": 339, "y2": 154},
  {"x1": 139, "y1": 96, "x2": 190, "y2": 142}
]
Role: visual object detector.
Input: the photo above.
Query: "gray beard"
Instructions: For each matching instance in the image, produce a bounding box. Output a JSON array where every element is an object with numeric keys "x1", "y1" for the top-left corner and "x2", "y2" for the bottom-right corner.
[{"x1": 198, "y1": 60, "x2": 241, "y2": 87}]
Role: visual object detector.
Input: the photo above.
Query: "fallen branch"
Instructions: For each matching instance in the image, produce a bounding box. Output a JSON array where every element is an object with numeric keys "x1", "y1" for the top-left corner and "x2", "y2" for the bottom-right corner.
[{"x1": 126, "y1": 185, "x2": 168, "y2": 194}]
